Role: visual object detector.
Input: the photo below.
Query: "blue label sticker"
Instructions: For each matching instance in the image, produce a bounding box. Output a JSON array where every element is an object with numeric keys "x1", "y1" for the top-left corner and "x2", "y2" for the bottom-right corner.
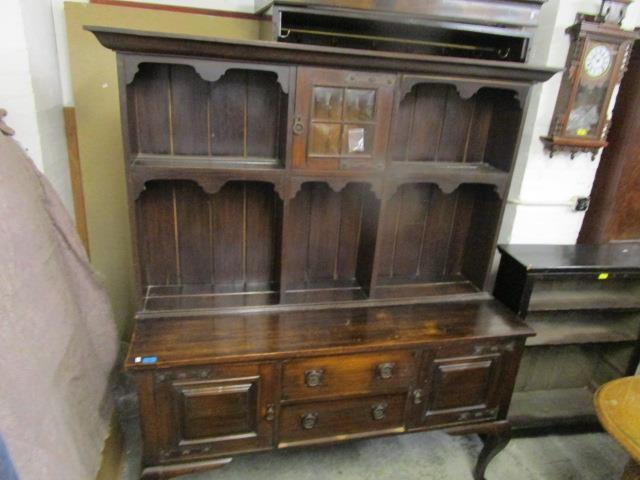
[{"x1": 141, "y1": 356, "x2": 158, "y2": 364}]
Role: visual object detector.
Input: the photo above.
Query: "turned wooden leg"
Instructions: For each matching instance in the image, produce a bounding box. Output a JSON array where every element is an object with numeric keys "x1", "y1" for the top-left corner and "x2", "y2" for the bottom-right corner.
[
  {"x1": 141, "y1": 457, "x2": 232, "y2": 479},
  {"x1": 473, "y1": 423, "x2": 511, "y2": 480}
]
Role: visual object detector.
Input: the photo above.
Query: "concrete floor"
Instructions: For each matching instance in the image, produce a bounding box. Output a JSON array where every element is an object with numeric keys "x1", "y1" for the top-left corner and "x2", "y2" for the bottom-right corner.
[{"x1": 121, "y1": 424, "x2": 629, "y2": 480}]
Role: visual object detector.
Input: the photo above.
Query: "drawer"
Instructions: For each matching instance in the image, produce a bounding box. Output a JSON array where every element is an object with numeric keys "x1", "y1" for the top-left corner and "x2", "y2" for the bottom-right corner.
[
  {"x1": 281, "y1": 350, "x2": 416, "y2": 400},
  {"x1": 279, "y1": 394, "x2": 406, "y2": 445}
]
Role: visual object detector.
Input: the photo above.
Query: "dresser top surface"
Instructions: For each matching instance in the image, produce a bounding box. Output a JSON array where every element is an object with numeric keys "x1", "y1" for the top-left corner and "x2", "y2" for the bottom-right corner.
[
  {"x1": 126, "y1": 299, "x2": 532, "y2": 370},
  {"x1": 498, "y1": 243, "x2": 640, "y2": 273}
]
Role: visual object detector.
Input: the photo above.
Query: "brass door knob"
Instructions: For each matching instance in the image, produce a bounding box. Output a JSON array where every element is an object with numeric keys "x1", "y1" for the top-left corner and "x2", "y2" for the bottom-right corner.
[
  {"x1": 293, "y1": 116, "x2": 305, "y2": 135},
  {"x1": 305, "y1": 369, "x2": 324, "y2": 387},
  {"x1": 265, "y1": 404, "x2": 275, "y2": 422},
  {"x1": 301, "y1": 412, "x2": 318, "y2": 430},
  {"x1": 377, "y1": 362, "x2": 395, "y2": 379},
  {"x1": 371, "y1": 402, "x2": 388, "y2": 421}
]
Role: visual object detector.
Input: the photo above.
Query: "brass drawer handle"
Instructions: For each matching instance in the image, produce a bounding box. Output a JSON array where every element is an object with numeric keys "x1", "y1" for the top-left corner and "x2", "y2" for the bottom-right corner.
[
  {"x1": 371, "y1": 402, "x2": 388, "y2": 421},
  {"x1": 301, "y1": 412, "x2": 318, "y2": 430},
  {"x1": 377, "y1": 362, "x2": 395, "y2": 379},
  {"x1": 305, "y1": 369, "x2": 324, "y2": 388}
]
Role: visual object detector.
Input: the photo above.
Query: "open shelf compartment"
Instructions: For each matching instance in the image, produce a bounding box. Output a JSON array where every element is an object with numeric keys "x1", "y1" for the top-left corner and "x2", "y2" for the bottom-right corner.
[
  {"x1": 510, "y1": 343, "x2": 637, "y2": 429},
  {"x1": 126, "y1": 62, "x2": 289, "y2": 169},
  {"x1": 372, "y1": 182, "x2": 501, "y2": 299},
  {"x1": 137, "y1": 179, "x2": 282, "y2": 312},
  {"x1": 281, "y1": 181, "x2": 380, "y2": 304},
  {"x1": 528, "y1": 274, "x2": 640, "y2": 312},
  {"x1": 390, "y1": 82, "x2": 522, "y2": 173}
]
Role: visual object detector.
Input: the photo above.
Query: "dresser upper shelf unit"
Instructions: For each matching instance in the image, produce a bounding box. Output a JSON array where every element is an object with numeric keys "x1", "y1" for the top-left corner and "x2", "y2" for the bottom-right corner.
[{"x1": 88, "y1": 26, "x2": 557, "y2": 316}]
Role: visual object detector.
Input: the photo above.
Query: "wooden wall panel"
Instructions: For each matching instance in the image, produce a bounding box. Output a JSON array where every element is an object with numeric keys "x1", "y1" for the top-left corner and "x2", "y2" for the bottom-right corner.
[
  {"x1": 390, "y1": 86, "x2": 513, "y2": 168},
  {"x1": 175, "y1": 182, "x2": 212, "y2": 284},
  {"x1": 130, "y1": 65, "x2": 286, "y2": 159},
  {"x1": 284, "y1": 183, "x2": 376, "y2": 289},
  {"x1": 376, "y1": 184, "x2": 483, "y2": 284},
  {"x1": 170, "y1": 65, "x2": 210, "y2": 155},
  {"x1": 210, "y1": 71, "x2": 246, "y2": 157},
  {"x1": 212, "y1": 183, "x2": 247, "y2": 288},
  {"x1": 137, "y1": 181, "x2": 178, "y2": 285},
  {"x1": 437, "y1": 90, "x2": 474, "y2": 163},
  {"x1": 404, "y1": 85, "x2": 447, "y2": 162},
  {"x1": 245, "y1": 183, "x2": 280, "y2": 287},
  {"x1": 134, "y1": 64, "x2": 171, "y2": 154},
  {"x1": 246, "y1": 71, "x2": 281, "y2": 158},
  {"x1": 306, "y1": 184, "x2": 342, "y2": 281},
  {"x1": 137, "y1": 181, "x2": 281, "y2": 291}
]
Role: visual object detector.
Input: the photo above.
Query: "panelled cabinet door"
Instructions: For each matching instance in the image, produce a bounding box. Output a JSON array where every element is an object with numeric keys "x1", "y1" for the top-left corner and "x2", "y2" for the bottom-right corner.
[
  {"x1": 151, "y1": 363, "x2": 275, "y2": 463},
  {"x1": 292, "y1": 67, "x2": 395, "y2": 171},
  {"x1": 410, "y1": 344, "x2": 508, "y2": 428}
]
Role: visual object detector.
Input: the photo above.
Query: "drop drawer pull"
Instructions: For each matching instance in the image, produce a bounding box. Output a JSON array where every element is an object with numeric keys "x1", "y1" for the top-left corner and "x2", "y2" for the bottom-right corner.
[
  {"x1": 305, "y1": 369, "x2": 324, "y2": 387},
  {"x1": 371, "y1": 402, "x2": 388, "y2": 421},
  {"x1": 301, "y1": 412, "x2": 318, "y2": 430},
  {"x1": 377, "y1": 362, "x2": 395, "y2": 379}
]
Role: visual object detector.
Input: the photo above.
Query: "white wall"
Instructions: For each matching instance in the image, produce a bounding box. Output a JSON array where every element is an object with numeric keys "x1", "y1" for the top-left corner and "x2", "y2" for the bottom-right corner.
[
  {"x1": 501, "y1": 0, "x2": 640, "y2": 245},
  {"x1": 0, "y1": 0, "x2": 74, "y2": 217}
]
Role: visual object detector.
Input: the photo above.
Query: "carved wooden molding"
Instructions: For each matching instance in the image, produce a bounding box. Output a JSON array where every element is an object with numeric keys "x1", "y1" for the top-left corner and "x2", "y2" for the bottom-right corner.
[
  {"x1": 399, "y1": 76, "x2": 527, "y2": 108},
  {"x1": 123, "y1": 55, "x2": 290, "y2": 93},
  {"x1": 385, "y1": 178, "x2": 505, "y2": 200},
  {"x1": 287, "y1": 178, "x2": 383, "y2": 201},
  {"x1": 131, "y1": 170, "x2": 286, "y2": 201}
]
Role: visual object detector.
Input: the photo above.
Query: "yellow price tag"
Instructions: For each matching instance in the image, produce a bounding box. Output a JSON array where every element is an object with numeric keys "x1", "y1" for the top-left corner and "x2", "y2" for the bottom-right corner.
[
  {"x1": 598, "y1": 272, "x2": 609, "y2": 280},
  {"x1": 577, "y1": 128, "x2": 587, "y2": 136}
]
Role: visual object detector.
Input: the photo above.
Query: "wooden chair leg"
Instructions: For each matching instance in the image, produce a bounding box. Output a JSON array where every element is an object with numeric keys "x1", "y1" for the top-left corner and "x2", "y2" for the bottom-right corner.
[{"x1": 473, "y1": 423, "x2": 511, "y2": 480}]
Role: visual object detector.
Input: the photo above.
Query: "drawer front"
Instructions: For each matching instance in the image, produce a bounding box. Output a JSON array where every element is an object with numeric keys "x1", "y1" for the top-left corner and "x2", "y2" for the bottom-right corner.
[
  {"x1": 281, "y1": 350, "x2": 416, "y2": 400},
  {"x1": 279, "y1": 394, "x2": 406, "y2": 445}
]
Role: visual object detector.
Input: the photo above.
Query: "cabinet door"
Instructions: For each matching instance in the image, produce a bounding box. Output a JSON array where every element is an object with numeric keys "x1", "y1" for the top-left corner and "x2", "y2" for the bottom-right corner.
[
  {"x1": 292, "y1": 67, "x2": 395, "y2": 171},
  {"x1": 410, "y1": 343, "x2": 511, "y2": 428},
  {"x1": 150, "y1": 363, "x2": 275, "y2": 463}
]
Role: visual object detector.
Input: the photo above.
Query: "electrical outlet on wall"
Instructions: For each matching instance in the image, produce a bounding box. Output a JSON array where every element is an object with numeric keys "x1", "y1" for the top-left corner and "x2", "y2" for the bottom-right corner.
[{"x1": 574, "y1": 196, "x2": 590, "y2": 211}]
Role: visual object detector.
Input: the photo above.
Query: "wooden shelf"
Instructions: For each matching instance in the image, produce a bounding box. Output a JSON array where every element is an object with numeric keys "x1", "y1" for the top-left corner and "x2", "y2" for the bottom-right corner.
[
  {"x1": 528, "y1": 293, "x2": 640, "y2": 313},
  {"x1": 526, "y1": 314, "x2": 640, "y2": 346},
  {"x1": 509, "y1": 388, "x2": 598, "y2": 429},
  {"x1": 282, "y1": 279, "x2": 368, "y2": 304},
  {"x1": 133, "y1": 153, "x2": 283, "y2": 171},
  {"x1": 386, "y1": 162, "x2": 509, "y2": 194},
  {"x1": 143, "y1": 284, "x2": 280, "y2": 312}
]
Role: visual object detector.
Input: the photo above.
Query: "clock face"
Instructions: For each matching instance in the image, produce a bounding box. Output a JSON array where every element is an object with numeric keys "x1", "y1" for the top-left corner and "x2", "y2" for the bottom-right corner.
[{"x1": 584, "y1": 45, "x2": 612, "y2": 78}]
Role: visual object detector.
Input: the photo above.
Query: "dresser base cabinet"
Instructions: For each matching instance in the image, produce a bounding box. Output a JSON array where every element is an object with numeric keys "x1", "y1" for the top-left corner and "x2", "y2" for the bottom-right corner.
[{"x1": 128, "y1": 301, "x2": 531, "y2": 480}]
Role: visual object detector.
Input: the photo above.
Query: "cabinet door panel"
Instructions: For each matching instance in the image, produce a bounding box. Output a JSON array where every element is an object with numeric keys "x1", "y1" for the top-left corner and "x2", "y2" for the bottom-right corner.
[
  {"x1": 292, "y1": 67, "x2": 395, "y2": 171},
  {"x1": 151, "y1": 363, "x2": 275, "y2": 463},
  {"x1": 411, "y1": 344, "x2": 510, "y2": 428}
]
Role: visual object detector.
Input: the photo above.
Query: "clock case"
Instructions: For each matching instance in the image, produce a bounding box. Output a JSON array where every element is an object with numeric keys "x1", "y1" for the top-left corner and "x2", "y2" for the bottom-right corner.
[{"x1": 541, "y1": 20, "x2": 637, "y2": 159}]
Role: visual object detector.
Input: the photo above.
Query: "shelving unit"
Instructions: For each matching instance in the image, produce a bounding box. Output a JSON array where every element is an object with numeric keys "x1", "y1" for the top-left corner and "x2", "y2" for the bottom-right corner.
[
  {"x1": 114, "y1": 49, "x2": 541, "y2": 315},
  {"x1": 89, "y1": 20, "x2": 557, "y2": 478},
  {"x1": 494, "y1": 243, "x2": 640, "y2": 431}
]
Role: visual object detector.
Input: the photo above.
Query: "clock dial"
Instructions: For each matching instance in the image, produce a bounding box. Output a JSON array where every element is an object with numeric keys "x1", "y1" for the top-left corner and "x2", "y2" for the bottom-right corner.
[{"x1": 584, "y1": 44, "x2": 612, "y2": 78}]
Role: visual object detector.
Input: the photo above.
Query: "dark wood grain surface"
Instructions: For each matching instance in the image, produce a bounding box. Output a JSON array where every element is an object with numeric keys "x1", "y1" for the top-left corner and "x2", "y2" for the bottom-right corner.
[
  {"x1": 126, "y1": 299, "x2": 532, "y2": 369},
  {"x1": 498, "y1": 243, "x2": 640, "y2": 272}
]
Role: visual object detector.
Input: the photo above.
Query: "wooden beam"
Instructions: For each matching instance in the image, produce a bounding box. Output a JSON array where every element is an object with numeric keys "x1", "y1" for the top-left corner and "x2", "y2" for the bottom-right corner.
[{"x1": 64, "y1": 107, "x2": 91, "y2": 257}]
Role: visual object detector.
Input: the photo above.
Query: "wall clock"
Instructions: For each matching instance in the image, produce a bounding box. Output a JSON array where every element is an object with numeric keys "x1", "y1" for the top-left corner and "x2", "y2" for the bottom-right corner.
[{"x1": 541, "y1": 20, "x2": 637, "y2": 159}]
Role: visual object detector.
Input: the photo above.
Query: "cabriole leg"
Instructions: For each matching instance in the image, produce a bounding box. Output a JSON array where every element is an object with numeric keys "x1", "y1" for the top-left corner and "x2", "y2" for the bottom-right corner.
[{"x1": 473, "y1": 422, "x2": 511, "y2": 480}]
